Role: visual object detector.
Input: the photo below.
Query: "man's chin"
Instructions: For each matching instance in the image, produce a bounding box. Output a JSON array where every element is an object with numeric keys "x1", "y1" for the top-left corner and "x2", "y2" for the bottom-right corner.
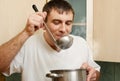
[{"x1": 55, "y1": 36, "x2": 61, "y2": 40}]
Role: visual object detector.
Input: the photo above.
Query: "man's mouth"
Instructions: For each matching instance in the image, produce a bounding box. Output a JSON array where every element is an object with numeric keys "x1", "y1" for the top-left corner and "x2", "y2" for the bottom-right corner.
[{"x1": 55, "y1": 35, "x2": 64, "y2": 39}]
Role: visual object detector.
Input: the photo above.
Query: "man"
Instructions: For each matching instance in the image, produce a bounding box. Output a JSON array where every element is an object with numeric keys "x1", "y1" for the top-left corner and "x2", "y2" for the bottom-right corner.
[{"x1": 0, "y1": 0, "x2": 100, "y2": 81}]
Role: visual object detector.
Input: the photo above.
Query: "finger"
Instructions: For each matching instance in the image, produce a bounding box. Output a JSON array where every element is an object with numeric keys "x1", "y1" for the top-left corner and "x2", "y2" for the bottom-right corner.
[
  {"x1": 91, "y1": 77, "x2": 96, "y2": 81},
  {"x1": 29, "y1": 19, "x2": 43, "y2": 28},
  {"x1": 28, "y1": 14, "x2": 45, "y2": 28},
  {"x1": 81, "y1": 62, "x2": 88, "y2": 69},
  {"x1": 36, "y1": 12, "x2": 47, "y2": 20},
  {"x1": 87, "y1": 67, "x2": 96, "y2": 81},
  {"x1": 87, "y1": 74, "x2": 96, "y2": 81},
  {"x1": 42, "y1": 12, "x2": 47, "y2": 20}
]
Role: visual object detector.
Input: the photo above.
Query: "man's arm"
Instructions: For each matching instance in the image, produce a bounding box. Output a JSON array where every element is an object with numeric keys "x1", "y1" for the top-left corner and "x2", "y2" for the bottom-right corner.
[
  {"x1": 0, "y1": 30, "x2": 30, "y2": 72},
  {"x1": 0, "y1": 11, "x2": 47, "y2": 72}
]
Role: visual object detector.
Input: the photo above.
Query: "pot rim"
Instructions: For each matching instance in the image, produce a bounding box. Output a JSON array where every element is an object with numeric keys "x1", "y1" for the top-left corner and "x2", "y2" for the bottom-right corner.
[{"x1": 50, "y1": 69, "x2": 86, "y2": 72}]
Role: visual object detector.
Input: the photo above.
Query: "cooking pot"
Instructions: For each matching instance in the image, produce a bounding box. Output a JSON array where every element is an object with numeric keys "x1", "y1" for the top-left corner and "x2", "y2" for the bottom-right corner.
[{"x1": 46, "y1": 69, "x2": 86, "y2": 81}]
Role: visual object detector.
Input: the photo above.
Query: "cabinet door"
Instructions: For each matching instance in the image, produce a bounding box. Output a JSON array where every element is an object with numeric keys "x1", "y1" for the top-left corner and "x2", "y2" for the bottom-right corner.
[{"x1": 93, "y1": 0, "x2": 120, "y2": 62}]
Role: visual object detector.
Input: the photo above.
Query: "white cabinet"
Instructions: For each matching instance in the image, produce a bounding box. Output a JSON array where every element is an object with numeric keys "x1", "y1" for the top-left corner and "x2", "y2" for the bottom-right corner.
[{"x1": 92, "y1": 0, "x2": 120, "y2": 62}]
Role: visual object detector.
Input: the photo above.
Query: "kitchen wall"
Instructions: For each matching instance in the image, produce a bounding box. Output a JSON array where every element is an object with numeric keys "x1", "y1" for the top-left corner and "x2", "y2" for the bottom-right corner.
[{"x1": 0, "y1": 0, "x2": 46, "y2": 45}]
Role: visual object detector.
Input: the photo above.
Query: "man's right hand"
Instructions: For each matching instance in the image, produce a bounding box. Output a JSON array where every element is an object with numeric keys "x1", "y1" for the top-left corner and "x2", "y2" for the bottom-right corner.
[{"x1": 24, "y1": 11, "x2": 47, "y2": 36}]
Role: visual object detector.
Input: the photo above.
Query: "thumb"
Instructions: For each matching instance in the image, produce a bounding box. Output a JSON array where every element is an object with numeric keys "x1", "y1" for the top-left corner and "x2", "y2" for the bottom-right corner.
[{"x1": 43, "y1": 11, "x2": 47, "y2": 20}]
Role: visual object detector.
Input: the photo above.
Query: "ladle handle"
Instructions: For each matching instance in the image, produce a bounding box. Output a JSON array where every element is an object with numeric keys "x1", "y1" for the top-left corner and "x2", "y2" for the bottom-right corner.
[
  {"x1": 32, "y1": 4, "x2": 56, "y2": 42},
  {"x1": 32, "y1": 4, "x2": 39, "y2": 12}
]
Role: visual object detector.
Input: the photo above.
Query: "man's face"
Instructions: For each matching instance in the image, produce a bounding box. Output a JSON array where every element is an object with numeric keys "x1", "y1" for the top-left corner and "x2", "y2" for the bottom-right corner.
[{"x1": 46, "y1": 9, "x2": 73, "y2": 40}]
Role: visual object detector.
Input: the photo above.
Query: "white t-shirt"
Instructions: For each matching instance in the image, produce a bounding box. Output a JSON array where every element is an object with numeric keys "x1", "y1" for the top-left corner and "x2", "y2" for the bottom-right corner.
[{"x1": 4, "y1": 30, "x2": 100, "y2": 81}]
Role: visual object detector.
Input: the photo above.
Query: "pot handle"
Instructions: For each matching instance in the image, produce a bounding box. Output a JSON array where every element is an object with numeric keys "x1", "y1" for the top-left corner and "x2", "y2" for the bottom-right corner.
[{"x1": 46, "y1": 73, "x2": 63, "y2": 78}]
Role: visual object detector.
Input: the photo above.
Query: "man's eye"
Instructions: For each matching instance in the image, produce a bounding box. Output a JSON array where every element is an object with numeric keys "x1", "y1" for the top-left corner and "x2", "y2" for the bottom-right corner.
[
  {"x1": 53, "y1": 21, "x2": 60, "y2": 25},
  {"x1": 66, "y1": 21, "x2": 72, "y2": 25}
]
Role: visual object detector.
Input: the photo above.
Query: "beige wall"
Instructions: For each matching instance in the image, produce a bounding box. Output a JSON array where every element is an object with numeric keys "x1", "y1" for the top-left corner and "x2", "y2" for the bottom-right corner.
[
  {"x1": 93, "y1": 0, "x2": 120, "y2": 62},
  {"x1": 0, "y1": 0, "x2": 46, "y2": 44}
]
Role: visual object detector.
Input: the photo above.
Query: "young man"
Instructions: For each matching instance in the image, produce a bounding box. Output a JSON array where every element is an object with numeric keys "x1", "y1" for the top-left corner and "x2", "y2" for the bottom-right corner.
[{"x1": 0, "y1": 0, "x2": 100, "y2": 81}]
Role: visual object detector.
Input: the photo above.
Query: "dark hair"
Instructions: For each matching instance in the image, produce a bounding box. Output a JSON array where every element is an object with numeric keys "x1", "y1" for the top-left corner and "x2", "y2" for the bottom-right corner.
[{"x1": 42, "y1": 0, "x2": 74, "y2": 21}]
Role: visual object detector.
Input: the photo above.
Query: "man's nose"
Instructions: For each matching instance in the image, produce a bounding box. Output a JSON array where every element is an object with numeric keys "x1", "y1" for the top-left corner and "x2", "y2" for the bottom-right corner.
[{"x1": 59, "y1": 24, "x2": 66, "y2": 33}]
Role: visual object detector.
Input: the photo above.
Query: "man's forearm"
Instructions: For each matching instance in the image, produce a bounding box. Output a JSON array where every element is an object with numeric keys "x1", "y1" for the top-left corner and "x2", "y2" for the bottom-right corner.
[{"x1": 0, "y1": 30, "x2": 30, "y2": 72}]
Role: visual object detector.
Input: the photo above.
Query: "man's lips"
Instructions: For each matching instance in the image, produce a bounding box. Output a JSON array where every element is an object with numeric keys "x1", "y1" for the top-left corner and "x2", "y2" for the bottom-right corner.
[{"x1": 55, "y1": 34, "x2": 64, "y2": 39}]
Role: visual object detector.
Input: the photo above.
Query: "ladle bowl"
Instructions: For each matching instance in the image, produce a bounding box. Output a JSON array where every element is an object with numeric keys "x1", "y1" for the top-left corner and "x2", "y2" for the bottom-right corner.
[{"x1": 56, "y1": 35, "x2": 73, "y2": 49}]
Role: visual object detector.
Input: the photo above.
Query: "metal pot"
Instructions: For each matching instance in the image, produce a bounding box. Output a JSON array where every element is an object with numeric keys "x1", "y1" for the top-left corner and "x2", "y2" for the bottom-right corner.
[{"x1": 46, "y1": 69, "x2": 86, "y2": 81}]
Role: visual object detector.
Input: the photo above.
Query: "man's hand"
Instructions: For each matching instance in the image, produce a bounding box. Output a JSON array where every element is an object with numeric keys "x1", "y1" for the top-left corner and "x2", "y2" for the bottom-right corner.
[
  {"x1": 81, "y1": 63, "x2": 100, "y2": 81},
  {"x1": 24, "y1": 12, "x2": 47, "y2": 36}
]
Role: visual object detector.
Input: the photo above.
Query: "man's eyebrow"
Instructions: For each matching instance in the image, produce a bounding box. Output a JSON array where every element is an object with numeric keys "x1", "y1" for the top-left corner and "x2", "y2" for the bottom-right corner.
[
  {"x1": 52, "y1": 19, "x2": 73, "y2": 22},
  {"x1": 67, "y1": 20, "x2": 73, "y2": 22},
  {"x1": 52, "y1": 19, "x2": 62, "y2": 23},
  {"x1": 52, "y1": 19, "x2": 61, "y2": 21}
]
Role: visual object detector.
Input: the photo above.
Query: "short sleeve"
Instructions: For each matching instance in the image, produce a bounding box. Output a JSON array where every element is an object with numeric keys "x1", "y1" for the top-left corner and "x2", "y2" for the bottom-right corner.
[
  {"x1": 3, "y1": 45, "x2": 25, "y2": 76},
  {"x1": 87, "y1": 44, "x2": 101, "y2": 71}
]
